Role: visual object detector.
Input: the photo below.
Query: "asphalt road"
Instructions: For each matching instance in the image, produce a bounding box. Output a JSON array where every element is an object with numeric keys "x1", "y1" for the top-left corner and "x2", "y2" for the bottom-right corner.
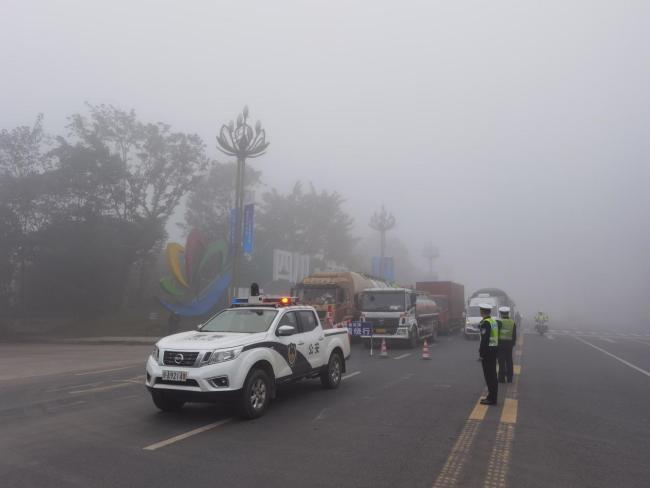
[{"x1": 1, "y1": 327, "x2": 649, "y2": 487}]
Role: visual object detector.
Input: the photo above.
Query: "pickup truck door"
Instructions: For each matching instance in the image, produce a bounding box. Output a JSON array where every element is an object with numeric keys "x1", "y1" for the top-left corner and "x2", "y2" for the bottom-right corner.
[
  {"x1": 274, "y1": 311, "x2": 313, "y2": 377},
  {"x1": 296, "y1": 310, "x2": 324, "y2": 369}
]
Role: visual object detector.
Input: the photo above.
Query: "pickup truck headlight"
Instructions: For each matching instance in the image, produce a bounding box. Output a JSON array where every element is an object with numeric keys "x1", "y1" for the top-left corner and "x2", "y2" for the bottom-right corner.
[
  {"x1": 206, "y1": 347, "x2": 243, "y2": 365},
  {"x1": 151, "y1": 345, "x2": 159, "y2": 362}
]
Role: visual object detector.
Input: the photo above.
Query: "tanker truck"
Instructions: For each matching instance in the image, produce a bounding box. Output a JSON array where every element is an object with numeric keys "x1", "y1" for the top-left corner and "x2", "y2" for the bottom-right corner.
[{"x1": 292, "y1": 272, "x2": 391, "y2": 328}]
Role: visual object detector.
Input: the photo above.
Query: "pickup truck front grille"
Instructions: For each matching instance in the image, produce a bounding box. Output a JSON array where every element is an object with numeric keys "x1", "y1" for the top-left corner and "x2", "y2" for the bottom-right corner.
[
  {"x1": 163, "y1": 351, "x2": 199, "y2": 367},
  {"x1": 367, "y1": 318, "x2": 401, "y2": 334},
  {"x1": 155, "y1": 378, "x2": 200, "y2": 387}
]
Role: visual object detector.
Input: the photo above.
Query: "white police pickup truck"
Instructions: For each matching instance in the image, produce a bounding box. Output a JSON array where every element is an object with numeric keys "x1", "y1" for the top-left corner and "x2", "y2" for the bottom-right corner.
[{"x1": 146, "y1": 295, "x2": 351, "y2": 419}]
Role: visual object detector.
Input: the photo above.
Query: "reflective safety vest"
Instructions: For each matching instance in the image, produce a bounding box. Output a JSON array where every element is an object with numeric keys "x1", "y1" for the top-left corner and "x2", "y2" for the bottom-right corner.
[
  {"x1": 499, "y1": 319, "x2": 515, "y2": 341},
  {"x1": 484, "y1": 318, "x2": 499, "y2": 347}
]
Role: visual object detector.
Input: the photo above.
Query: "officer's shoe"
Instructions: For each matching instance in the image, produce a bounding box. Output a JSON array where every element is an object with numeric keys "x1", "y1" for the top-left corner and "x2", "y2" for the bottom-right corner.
[{"x1": 480, "y1": 398, "x2": 497, "y2": 405}]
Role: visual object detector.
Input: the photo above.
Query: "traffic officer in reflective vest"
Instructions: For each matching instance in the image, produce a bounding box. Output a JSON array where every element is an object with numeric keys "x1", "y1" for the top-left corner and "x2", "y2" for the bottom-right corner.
[
  {"x1": 478, "y1": 303, "x2": 499, "y2": 405},
  {"x1": 497, "y1": 306, "x2": 517, "y2": 383}
]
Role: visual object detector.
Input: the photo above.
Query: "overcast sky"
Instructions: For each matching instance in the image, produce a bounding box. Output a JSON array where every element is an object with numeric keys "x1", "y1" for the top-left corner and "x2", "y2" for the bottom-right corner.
[{"x1": 2, "y1": 0, "x2": 649, "y2": 326}]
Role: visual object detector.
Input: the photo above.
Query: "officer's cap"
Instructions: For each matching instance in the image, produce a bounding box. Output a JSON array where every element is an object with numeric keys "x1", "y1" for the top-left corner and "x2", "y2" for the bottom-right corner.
[
  {"x1": 479, "y1": 303, "x2": 493, "y2": 311},
  {"x1": 498, "y1": 306, "x2": 511, "y2": 313}
]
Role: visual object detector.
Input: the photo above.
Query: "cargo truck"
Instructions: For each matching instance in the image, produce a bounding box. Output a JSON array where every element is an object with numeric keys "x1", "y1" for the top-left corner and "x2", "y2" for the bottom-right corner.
[{"x1": 415, "y1": 281, "x2": 465, "y2": 335}]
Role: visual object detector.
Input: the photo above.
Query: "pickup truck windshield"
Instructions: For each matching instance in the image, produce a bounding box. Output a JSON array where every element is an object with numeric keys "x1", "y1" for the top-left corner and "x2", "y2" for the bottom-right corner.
[
  {"x1": 361, "y1": 292, "x2": 405, "y2": 312},
  {"x1": 201, "y1": 309, "x2": 278, "y2": 333},
  {"x1": 296, "y1": 286, "x2": 338, "y2": 305}
]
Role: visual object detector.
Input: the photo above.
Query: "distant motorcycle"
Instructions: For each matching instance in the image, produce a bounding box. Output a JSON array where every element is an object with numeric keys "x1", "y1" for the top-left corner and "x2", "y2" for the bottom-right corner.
[{"x1": 535, "y1": 319, "x2": 548, "y2": 335}]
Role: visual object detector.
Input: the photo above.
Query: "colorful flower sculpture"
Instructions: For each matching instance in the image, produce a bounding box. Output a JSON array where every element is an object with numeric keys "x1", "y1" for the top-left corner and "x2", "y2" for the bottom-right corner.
[{"x1": 158, "y1": 229, "x2": 232, "y2": 316}]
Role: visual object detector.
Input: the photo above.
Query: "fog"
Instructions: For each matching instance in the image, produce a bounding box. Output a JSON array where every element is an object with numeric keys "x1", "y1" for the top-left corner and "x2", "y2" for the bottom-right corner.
[{"x1": 2, "y1": 0, "x2": 649, "y2": 327}]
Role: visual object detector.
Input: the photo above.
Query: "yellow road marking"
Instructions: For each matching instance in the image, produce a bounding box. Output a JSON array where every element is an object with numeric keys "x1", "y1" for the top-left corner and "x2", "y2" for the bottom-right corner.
[
  {"x1": 432, "y1": 419, "x2": 482, "y2": 488},
  {"x1": 483, "y1": 423, "x2": 515, "y2": 488},
  {"x1": 500, "y1": 398, "x2": 518, "y2": 424},
  {"x1": 513, "y1": 365, "x2": 521, "y2": 375},
  {"x1": 469, "y1": 400, "x2": 488, "y2": 421}
]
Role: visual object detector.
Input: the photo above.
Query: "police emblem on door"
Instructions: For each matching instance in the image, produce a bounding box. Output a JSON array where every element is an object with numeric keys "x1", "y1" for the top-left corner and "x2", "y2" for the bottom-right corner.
[{"x1": 287, "y1": 343, "x2": 297, "y2": 367}]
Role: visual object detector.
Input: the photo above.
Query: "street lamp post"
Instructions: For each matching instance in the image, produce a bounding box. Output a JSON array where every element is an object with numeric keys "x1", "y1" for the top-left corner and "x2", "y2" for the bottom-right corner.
[
  {"x1": 369, "y1": 206, "x2": 396, "y2": 279},
  {"x1": 422, "y1": 241, "x2": 439, "y2": 279},
  {"x1": 216, "y1": 106, "x2": 269, "y2": 299}
]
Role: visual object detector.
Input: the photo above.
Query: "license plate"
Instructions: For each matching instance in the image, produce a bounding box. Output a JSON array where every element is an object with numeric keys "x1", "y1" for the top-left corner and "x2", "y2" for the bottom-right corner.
[
  {"x1": 162, "y1": 370, "x2": 187, "y2": 382},
  {"x1": 374, "y1": 328, "x2": 386, "y2": 334}
]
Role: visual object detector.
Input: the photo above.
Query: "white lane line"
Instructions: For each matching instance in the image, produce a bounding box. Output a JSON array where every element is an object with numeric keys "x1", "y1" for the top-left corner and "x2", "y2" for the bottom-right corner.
[
  {"x1": 342, "y1": 371, "x2": 361, "y2": 380},
  {"x1": 143, "y1": 418, "x2": 232, "y2": 451},
  {"x1": 46, "y1": 382, "x2": 103, "y2": 393},
  {"x1": 75, "y1": 365, "x2": 139, "y2": 376},
  {"x1": 598, "y1": 337, "x2": 616, "y2": 344},
  {"x1": 68, "y1": 382, "x2": 135, "y2": 395},
  {"x1": 546, "y1": 335, "x2": 555, "y2": 340},
  {"x1": 574, "y1": 337, "x2": 650, "y2": 378},
  {"x1": 394, "y1": 353, "x2": 412, "y2": 360},
  {"x1": 313, "y1": 408, "x2": 328, "y2": 421}
]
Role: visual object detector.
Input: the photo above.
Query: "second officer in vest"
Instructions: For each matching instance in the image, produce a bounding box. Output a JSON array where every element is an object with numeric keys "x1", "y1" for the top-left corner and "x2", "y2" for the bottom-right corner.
[
  {"x1": 478, "y1": 303, "x2": 499, "y2": 405},
  {"x1": 497, "y1": 306, "x2": 517, "y2": 383}
]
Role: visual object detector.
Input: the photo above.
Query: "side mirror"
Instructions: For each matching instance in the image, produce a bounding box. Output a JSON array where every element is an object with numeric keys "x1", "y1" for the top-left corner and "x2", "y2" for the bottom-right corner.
[
  {"x1": 411, "y1": 294, "x2": 417, "y2": 307},
  {"x1": 354, "y1": 294, "x2": 359, "y2": 308},
  {"x1": 277, "y1": 325, "x2": 297, "y2": 336}
]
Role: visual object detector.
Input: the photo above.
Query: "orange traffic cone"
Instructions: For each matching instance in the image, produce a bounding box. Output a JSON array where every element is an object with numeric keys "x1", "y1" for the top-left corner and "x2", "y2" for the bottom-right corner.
[
  {"x1": 422, "y1": 339, "x2": 431, "y2": 360},
  {"x1": 380, "y1": 338, "x2": 388, "y2": 357}
]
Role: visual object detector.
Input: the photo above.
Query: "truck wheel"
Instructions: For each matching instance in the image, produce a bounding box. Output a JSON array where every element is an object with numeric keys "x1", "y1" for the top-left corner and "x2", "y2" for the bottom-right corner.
[
  {"x1": 408, "y1": 327, "x2": 418, "y2": 349},
  {"x1": 239, "y1": 369, "x2": 271, "y2": 419},
  {"x1": 431, "y1": 322, "x2": 439, "y2": 342},
  {"x1": 320, "y1": 351, "x2": 343, "y2": 389},
  {"x1": 151, "y1": 390, "x2": 185, "y2": 412}
]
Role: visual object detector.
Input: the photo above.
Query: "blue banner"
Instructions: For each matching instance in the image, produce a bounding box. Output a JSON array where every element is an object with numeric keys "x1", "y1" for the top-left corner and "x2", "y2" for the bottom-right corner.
[
  {"x1": 229, "y1": 208, "x2": 237, "y2": 254},
  {"x1": 371, "y1": 256, "x2": 395, "y2": 281},
  {"x1": 242, "y1": 203, "x2": 255, "y2": 254}
]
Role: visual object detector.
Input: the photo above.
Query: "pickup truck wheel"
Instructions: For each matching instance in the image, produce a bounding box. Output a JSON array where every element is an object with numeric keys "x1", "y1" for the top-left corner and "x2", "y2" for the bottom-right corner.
[
  {"x1": 321, "y1": 351, "x2": 343, "y2": 389},
  {"x1": 240, "y1": 369, "x2": 271, "y2": 419},
  {"x1": 151, "y1": 390, "x2": 185, "y2": 412}
]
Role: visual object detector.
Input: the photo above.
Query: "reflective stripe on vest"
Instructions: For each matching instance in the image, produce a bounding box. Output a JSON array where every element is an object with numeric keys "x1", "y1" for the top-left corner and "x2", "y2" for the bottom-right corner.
[
  {"x1": 486, "y1": 318, "x2": 499, "y2": 347},
  {"x1": 499, "y1": 319, "x2": 515, "y2": 341}
]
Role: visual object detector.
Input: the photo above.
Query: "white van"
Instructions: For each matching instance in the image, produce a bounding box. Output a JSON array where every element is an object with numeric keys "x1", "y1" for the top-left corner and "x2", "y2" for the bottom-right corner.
[{"x1": 464, "y1": 295, "x2": 502, "y2": 340}]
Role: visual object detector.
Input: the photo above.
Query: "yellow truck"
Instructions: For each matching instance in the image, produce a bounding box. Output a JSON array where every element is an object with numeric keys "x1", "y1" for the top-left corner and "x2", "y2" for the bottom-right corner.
[{"x1": 292, "y1": 272, "x2": 391, "y2": 328}]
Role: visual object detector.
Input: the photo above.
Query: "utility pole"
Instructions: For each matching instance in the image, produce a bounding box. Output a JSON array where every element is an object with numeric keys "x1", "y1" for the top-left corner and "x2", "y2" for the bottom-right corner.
[
  {"x1": 216, "y1": 106, "x2": 269, "y2": 299},
  {"x1": 369, "y1": 206, "x2": 396, "y2": 279}
]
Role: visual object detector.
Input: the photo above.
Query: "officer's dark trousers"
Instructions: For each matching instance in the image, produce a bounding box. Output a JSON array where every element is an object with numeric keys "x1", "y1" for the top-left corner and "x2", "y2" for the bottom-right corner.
[
  {"x1": 481, "y1": 350, "x2": 498, "y2": 402},
  {"x1": 498, "y1": 340, "x2": 514, "y2": 382}
]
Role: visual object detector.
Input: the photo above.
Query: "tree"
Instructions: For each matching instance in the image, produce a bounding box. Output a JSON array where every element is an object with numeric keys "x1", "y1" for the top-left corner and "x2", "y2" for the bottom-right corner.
[
  {"x1": 0, "y1": 114, "x2": 53, "y2": 312},
  {"x1": 256, "y1": 182, "x2": 358, "y2": 265},
  {"x1": 66, "y1": 104, "x2": 209, "y2": 302},
  {"x1": 181, "y1": 161, "x2": 262, "y2": 242}
]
